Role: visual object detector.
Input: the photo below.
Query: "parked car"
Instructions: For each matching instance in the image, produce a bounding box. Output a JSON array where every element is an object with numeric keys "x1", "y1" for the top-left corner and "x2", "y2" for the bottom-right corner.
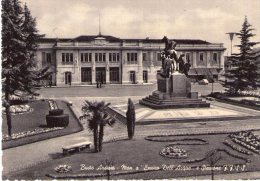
[{"x1": 198, "y1": 79, "x2": 209, "y2": 85}]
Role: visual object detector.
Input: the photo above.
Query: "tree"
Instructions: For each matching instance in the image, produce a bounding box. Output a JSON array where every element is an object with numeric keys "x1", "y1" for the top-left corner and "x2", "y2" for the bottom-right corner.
[
  {"x1": 2, "y1": 0, "x2": 49, "y2": 136},
  {"x1": 126, "y1": 98, "x2": 136, "y2": 139},
  {"x1": 223, "y1": 17, "x2": 259, "y2": 95},
  {"x1": 80, "y1": 101, "x2": 115, "y2": 152}
]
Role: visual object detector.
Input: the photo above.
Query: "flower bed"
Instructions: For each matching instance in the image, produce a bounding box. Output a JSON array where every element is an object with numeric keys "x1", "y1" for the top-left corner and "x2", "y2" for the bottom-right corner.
[
  {"x1": 2, "y1": 104, "x2": 33, "y2": 115},
  {"x1": 54, "y1": 165, "x2": 72, "y2": 173},
  {"x1": 160, "y1": 146, "x2": 188, "y2": 159},
  {"x1": 223, "y1": 140, "x2": 253, "y2": 155},
  {"x1": 229, "y1": 131, "x2": 260, "y2": 154},
  {"x1": 145, "y1": 136, "x2": 208, "y2": 145},
  {"x1": 2, "y1": 127, "x2": 64, "y2": 142}
]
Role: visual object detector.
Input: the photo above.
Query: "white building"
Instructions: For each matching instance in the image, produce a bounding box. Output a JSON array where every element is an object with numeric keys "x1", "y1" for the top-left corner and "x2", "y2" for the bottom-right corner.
[{"x1": 36, "y1": 34, "x2": 226, "y2": 86}]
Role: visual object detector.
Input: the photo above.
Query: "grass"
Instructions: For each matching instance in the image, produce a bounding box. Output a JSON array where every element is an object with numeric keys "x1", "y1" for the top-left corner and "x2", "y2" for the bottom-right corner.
[
  {"x1": 4, "y1": 132, "x2": 260, "y2": 180},
  {"x1": 2, "y1": 100, "x2": 83, "y2": 149}
]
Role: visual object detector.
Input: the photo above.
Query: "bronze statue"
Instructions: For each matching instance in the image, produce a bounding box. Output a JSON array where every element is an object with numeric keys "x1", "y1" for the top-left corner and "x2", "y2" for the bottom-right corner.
[{"x1": 159, "y1": 36, "x2": 190, "y2": 78}]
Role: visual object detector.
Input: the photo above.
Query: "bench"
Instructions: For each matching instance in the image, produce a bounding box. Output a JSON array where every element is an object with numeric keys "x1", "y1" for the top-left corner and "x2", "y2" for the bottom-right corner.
[{"x1": 62, "y1": 141, "x2": 91, "y2": 155}]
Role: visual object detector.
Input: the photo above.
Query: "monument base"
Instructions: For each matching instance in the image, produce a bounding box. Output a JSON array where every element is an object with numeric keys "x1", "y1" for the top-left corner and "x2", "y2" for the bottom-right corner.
[{"x1": 139, "y1": 73, "x2": 210, "y2": 109}]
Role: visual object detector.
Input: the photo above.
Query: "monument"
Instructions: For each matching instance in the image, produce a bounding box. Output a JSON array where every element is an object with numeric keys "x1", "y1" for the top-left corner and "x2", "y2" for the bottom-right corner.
[{"x1": 139, "y1": 36, "x2": 210, "y2": 109}]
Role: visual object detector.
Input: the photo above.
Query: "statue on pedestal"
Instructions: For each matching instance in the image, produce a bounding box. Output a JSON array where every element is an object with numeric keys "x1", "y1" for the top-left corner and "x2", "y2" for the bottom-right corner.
[{"x1": 160, "y1": 36, "x2": 191, "y2": 78}]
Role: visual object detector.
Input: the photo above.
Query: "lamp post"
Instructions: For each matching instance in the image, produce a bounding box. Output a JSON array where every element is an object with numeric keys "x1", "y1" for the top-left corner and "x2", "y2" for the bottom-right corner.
[{"x1": 226, "y1": 32, "x2": 237, "y2": 55}]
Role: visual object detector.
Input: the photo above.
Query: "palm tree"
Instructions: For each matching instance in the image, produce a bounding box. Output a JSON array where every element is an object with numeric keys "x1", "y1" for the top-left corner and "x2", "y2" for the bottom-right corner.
[{"x1": 80, "y1": 101, "x2": 115, "y2": 152}]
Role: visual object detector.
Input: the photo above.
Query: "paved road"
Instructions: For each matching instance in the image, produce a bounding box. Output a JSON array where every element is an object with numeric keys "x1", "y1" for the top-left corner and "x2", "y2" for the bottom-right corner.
[{"x1": 38, "y1": 82, "x2": 225, "y2": 98}]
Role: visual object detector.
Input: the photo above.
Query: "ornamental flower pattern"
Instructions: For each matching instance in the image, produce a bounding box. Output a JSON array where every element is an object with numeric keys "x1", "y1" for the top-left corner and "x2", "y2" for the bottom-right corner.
[
  {"x1": 2, "y1": 127, "x2": 64, "y2": 142},
  {"x1": 229, "y1": 131, "x2": 260, "y2": 154},
  {"x1": 160, "y1": 146, "x2": 188, "y2": 158},
  {"x1": 2, "y1": 104, "x2": 33, "y2": 115},
  {"x1": 54, "y1": 165, "x2": 72, "y2": 173}
]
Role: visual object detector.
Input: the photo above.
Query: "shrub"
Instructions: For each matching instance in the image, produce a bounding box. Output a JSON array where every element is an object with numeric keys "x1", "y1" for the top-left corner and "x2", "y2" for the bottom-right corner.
[
  {"x1": 46, "y1": 114, "x2": 69, "y2": 127},
  {"x1": 49, "y1": 109, "x2": 64, "y2": 116}
]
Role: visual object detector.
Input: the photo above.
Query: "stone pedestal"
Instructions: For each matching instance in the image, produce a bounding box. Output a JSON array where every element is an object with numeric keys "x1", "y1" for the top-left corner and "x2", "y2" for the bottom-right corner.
[{"x1": 139, "y1": 73, "x2": 210, "y2": 109}]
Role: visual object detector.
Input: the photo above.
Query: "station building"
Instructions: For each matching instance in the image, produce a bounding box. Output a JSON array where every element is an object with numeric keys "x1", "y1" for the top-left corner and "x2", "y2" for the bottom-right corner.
[{"x1": 36, "y1": 34, "x2": 226, "y2": 86}]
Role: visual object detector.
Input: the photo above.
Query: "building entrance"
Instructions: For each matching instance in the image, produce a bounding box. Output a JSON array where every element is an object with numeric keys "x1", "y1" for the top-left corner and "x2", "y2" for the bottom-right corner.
[
  {"x1": 130, "y1": 71, "x2": 136, "y2": 84},
  {"x1": 65, "y1": 72, "x2": 72, "y2": 85},
  {"x1": 81, "y1": 67, "x2": 92, "y2": 84},
  {"x1": 109, "y1": 67, "x2": 119, "y2": 83},
  {"x1": 96, "y1": 67, "x2": 106, "y2": 84}
]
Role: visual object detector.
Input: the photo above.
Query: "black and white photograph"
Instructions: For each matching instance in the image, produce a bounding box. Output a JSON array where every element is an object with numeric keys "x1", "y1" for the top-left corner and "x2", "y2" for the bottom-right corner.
[{"x1": 1, "y1": 0, "x2": 260, "y2": 180}]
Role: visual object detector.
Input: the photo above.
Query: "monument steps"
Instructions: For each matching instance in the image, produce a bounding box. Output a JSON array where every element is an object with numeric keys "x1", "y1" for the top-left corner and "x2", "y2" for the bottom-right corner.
[
  {"x1": 139, "y1": 99, "x2": 210, "y2": 109},
  {"x1": 147, "y1": 95, "x2": 203, "y2": 102},
  {"x1": 141, "y1": 97, "x2": 209, "y2": 105}
]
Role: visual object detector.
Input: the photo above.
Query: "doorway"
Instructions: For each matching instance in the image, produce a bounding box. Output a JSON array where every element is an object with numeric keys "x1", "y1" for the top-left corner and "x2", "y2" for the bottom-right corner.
[
  {"x1": 130, "y1": 71, "x2": 136, "y2": 84},
  {"x1": 65, "y1": 72, "x2": 72, "y2": 85},
  {"x1": 96, "y1": 67, "x2": 106, "y2": 84}
]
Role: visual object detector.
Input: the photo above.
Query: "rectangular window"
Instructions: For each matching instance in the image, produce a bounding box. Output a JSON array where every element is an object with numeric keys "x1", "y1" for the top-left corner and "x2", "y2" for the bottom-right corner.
[
  {"x1": 186, "y1": 53, "x2": 190, "y2": 62},
  {"x1": 127, "y1": 53, "x2": 138, "y2": 64},
  {"x1": 113, "y1": 53, "x2": 116, "y2": 62},
  {"x1": 62, "y1": 53, "x2": 65, "y2": 63},
  {"x1": 157, "y1": 53, "x2": 161, "y2": 61},
  {"x1": 199, "y1": 53, "x2": 204, "y2": 61},
  {"x1": 70, "y1": 53, "x2": 73, "y2": 62},
  {"x1": 143, "y1": 53, "x2": 147, "y2": 61},
  {"x1": 46, "y1": 53, "x2": 51, "y2": 63},
  {"x1": 143, "y1": 70, "x2": 148, "y2": 83},
  {"x1": 62, "y1": 53, "x2": 73, "y2": 63},
  {"x1": 117, "y1": 53, "x2": 120, "y2": 61},
  {"x1": 81, "y1": 53, "x2": 92, "y2": 62},
  {"x1": 95, "y1": 53, "x2": 98, "y2": 62},
  {"x1": 99, "y1": 53, "x2": 102, "y2": 62},
  {"x1": 213, "y1": 53, "x2": 218, "y2": 62},
  {"x1": 109, "y1": 53, "x2": 112, "y2": 62},
  {"x1": 103, "y1": 53, "x2": 106, "y2": 62},
  {"x1": 89, "y1": 53, "x2": 92, "y2": 62}
]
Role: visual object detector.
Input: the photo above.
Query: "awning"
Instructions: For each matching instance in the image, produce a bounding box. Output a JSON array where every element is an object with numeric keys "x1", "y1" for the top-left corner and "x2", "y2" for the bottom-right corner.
[
  {"x1": 188, "y1": 69, "x2": 197, "y2": 75},
  {"x1": 209, "y1": 68, "x2": 219, "y2": 75}
]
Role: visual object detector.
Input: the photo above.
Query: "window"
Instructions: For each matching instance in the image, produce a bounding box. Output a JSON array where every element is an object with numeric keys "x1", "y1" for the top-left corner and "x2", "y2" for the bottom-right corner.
[
  {"x1": 143, "y1": 70, "x2": 148, "y2": 83},
  {"x1": 81, "y1": 53, "x2": 92, "y2": 62},
  {"x1": 213, "y1": 53, "x2": 218, "y2": 62},
  {"x1": 46, "y1": 53, "x2": 51, "y2": 63},
  {"x1": 109, "y1": 53, "x2": 120, "y2": 62},
  {"x1": 157, "y1": 53, "x2": 161, "y2": 61},
  {"x1": 186, "y1": 53, "x2": 191, "y2": 62},
  {"x1": 127, "y1": 53, "x2": 137, "y2": 64},
  {"x1": 199, "y1": 53, "x2": 204, "y2": 61},
  {"x1": 109, "y1": 67, "x2": 119, "y2": 83},
  {"x1": 95, "y1": 53, "x2": 106, "y2": 62},
  {"x1": 143, "y1": 53, "x2": 147, "y2": 61},
  {"x1": 62, "y1": 53, "x2": 73, "y2": 63}
]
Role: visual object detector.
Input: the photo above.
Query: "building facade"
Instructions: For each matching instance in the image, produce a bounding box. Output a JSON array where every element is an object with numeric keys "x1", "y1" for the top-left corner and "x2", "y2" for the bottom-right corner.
[{"x1": 36, "y1": 34, "x2": 226, "y2": 86}]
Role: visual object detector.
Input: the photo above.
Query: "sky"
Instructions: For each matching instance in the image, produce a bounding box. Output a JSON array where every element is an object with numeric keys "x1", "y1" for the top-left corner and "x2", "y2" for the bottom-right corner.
[{"x1": 21, "y1": 0, "x2": 260, "y2": 55}]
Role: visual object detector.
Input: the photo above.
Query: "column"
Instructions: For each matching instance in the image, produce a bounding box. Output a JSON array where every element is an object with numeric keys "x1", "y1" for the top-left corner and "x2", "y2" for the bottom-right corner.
[
  {"x1": 106, "y1": 52, "x2": 110, "y2": 84},
  {"x1": 206, "y1": 51, "x2": 211, "y2": 68},
  {"x1": 193, "y1": 51, "x2": 197, "y2": 68},
  {"x1": 220, "y1": 51, "x2": 224, "y2": 69},
  {"x1": 137, "y1": 51, "x2": 143, "y2": 84},
  {"x1": 91, "y1": 53, "x2": 96, "y2": 84}
]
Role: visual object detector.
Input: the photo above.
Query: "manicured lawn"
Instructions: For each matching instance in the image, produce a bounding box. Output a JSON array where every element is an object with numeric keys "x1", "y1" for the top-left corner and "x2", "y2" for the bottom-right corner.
[
  {"x1": 4, "y1": 132, "x2": 260, "y2": 180},
  {"x1": 2, "y1": 100, "x2": 83, "y2": 149}
]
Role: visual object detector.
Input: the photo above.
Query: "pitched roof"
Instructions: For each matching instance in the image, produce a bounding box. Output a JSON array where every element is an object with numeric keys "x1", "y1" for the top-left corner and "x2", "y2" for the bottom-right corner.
[
  {"x1": 38, "y1": 35, "x2": 211, "y2": 44},
  {"x1": 73, "y1": 35, "x2": 122, "y2": 42}
]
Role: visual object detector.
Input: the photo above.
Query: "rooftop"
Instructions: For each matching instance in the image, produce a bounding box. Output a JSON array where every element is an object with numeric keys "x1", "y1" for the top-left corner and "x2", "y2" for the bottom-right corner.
[{"x1": 38, "y1": 34, "x2": 211, "y2": 44}]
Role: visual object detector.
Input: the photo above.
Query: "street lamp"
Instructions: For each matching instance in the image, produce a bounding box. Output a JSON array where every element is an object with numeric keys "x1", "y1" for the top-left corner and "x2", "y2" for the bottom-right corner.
[{"x1": 226, "y1": 32, "x2": 237, "y2": 55}]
